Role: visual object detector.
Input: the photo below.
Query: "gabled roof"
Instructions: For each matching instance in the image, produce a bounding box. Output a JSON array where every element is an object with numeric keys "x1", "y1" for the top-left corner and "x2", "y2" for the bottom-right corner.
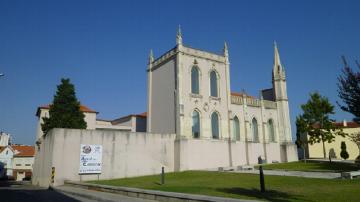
[
  {"x1": 36, "y1": 104, "x2": 97, "y2": 116},
  {"x1": 0, "y1": 145, "x2": 14, "y2": 154},
  {"x1": 12, "y1": 145, "x2": 35, "y2": 157}
]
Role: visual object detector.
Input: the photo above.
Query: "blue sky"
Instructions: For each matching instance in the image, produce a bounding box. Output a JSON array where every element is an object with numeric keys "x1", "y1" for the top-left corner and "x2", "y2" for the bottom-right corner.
[{"x1": 0, "y1": 0, "x2": 359, "y2": 145}]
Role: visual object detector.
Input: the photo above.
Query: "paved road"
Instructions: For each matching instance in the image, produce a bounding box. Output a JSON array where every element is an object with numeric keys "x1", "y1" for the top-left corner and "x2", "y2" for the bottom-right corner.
[
  {"x1": 0, "y1": 180, "x2": 155, "y2": 202},
  {"x1": 0, "y1": 180, "x2": 84, "y2": 202}
]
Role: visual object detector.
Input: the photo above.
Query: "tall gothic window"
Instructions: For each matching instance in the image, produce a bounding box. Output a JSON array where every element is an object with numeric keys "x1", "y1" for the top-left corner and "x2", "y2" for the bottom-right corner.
[
  {"x1": 192, "y1": 110, "x2": 200, "y2": 138},
  {"x1": 210, "y1": 71, "x2": 218, "y2": 97},
  {"x1": 211, "y1": 112, "x2": 220, "y2": 139},
  {"x1": 252, "y1": 118, "x2": 259, "y2": 142},
  {"x1": 191, "y1": 66, "x2": 200, "y2": 94},
  {"x1": 268, "y1": 119, "x2": 275, "y2": 142},
  {"x1": 233, "y1": 116, "x2": 240, "y2": 141}
]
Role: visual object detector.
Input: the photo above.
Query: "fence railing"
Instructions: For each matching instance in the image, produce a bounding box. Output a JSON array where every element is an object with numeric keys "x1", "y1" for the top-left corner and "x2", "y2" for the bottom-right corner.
[{"x1": 230, "y1": 95, "x2": 277, "y2": 109}]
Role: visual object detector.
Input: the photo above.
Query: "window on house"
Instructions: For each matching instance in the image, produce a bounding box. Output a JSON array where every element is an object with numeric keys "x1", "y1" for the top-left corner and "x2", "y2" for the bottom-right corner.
[
  {"x1": 25, "y1": 164, "x2": 31, "y2": 166},
  {"x1": 211, "y1": 112, "x2": 220, "y2": 139},
  {"x1": 191, "y1": 66, "x2": 200, "y2": 94},
  {"x1": 210, "y1": 71, "x2": 218, "y2": 97},
  {"x1": 268, "y1": 119, "x2": 275, "y2": 142},
  {"x1": 16, "y1": 164, "x2": 21, "y2": 166},
  {"x1": 252, "y1": 118, "x2": 259, "y2": 142},
  {"x1": 233, "y1": 116, "x2": 240, "y2": 141}
]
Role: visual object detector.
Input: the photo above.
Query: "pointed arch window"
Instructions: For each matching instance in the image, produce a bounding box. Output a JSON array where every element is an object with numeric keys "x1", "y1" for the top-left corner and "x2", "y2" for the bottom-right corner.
[
  {"x1": 191, "y1": 66, "x2": 200, "y2": 94},
  {"x1": 192, "y1": 110, "x2": 200, "y2": 138},
  {"x1": 252, "y1": 118, "x2": 259, "y2": 142},
  {"x1": 210, "y1": 71, "x2": 218, "y2": 97},
  {"x1": 233, "y1": 116, "x2": 240, "y2": 141},
  {"x1": 268, "y1": 119, "x2": 275, "y2": 142},
  {"x1": 211, "y1": 112, "x2": 220, "y2": 139}
]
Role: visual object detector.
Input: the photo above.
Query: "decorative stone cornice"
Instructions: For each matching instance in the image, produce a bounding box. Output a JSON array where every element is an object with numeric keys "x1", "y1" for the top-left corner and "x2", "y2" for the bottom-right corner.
[
  {"x1": 149, "y1": 45, "x2": 226, "y2": 71},
  {"x1": 150, "y1": 47, "x2": 178, "y2": 70},
  {"x1": 182, "y1": 46, "x2": 225, "y2": 63}
]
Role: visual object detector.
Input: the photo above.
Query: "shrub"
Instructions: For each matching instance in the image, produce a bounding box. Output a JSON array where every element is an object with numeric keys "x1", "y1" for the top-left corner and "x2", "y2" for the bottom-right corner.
[
  {"x1": 340, "y1": 141, "x2": 349, "y2": 160},
  {"x1": 355, "y1": 155, "x2": 360, "y2": 164}
]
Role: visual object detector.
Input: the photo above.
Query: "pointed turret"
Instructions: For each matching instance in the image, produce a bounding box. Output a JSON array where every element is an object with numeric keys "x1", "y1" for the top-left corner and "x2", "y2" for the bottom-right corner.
[
  {"x1": 273, "y1": 41, "x2": 284, "y2": 77},
  {"x1": 149, "y1": 49, "x2": 154, "y2": 64},
  {"x1": 272, "y1": 41, "x2": 286, "y2": 99},
  {"x1": 223, "y1": 41, "x2": 228, "y2": 57},
  {"x1": 176, "y1": 25, "x2": 182, "y2": 45},
  {"x1": 271, "y1": 41, "x2": 292, "y2": 144}
]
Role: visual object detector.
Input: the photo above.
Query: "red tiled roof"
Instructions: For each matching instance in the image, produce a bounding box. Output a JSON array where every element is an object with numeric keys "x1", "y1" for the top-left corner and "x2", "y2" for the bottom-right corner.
[
  {"x1": 11, "y1": 145, "x2": 35, "y2": 157},
  {"x1": 36, "y1": 104, "x2": 97, "y2": 116},
  {"x1": 231, "y1": 92, "x2": 256, "y2": 99},
  {"x1": 0, "y1": 146, "x2": 5, "y2": 153},
  {"x1": 334, "y1": 121, "x2": 360, "y2": 128},
  {"x1": 138, "y1": 112, "x2": 147, "y2": 118},
  {"x1": 313, "y1": 121, "x2": 360, "y2": 129}
]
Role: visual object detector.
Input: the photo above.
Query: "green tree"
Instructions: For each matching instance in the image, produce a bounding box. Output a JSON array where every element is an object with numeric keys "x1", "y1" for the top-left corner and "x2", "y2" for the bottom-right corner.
[
  {"x1": 295, "y1": 116, "x2": 308, "y2": 163},
  {"x1": 296, "y1": 92, "x2": 344, "y2": 159},
  {"x1": 340, "y1": 141, "x2": 349, "y2": 160},
  {"x1": 41, "y1": 78, "x2": 87, "y2": 135},
  {"x1": 348, "y1": 132, "x2": 360, "y2": 162},
  {"x1": 337, "y1": 56, "x2": 360, "y2": 123}
]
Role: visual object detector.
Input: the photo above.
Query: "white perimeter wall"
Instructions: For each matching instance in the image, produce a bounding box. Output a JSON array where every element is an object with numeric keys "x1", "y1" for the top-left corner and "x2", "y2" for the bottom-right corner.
[
  {"x1": 32, "y1": 129, "x2": 176, "y2": 187},
  {"x1": 175, "y1": 139, "x2": 281, "y2": 171},
  {"x1": 32, "y1": 128, "x2": 297, "y2": 187}
]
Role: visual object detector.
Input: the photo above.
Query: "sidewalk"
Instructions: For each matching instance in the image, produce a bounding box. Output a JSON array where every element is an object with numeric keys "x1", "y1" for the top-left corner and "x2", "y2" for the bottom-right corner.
[
  {"x1": 54, "y1": 185, "x2": 156, "y2": 202},
  {"x1": 59, "y1": 181, "x2": 260, "y2": 202}
]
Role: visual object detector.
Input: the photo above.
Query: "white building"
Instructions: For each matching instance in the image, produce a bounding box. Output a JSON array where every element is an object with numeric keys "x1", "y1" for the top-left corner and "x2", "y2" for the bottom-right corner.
[
  {"x1": 32, "y1": 29, "x2": 298, "y2": 187},
  {"x1": 146, "y1": 28, "x2": 297, "y2": 165},
  {"x1": 0, "y1": 145, "x2": 35, "y2": 180},
  {"x1": 0, "y1": 146, "x2": 14, "y2": 177},
  {"x1": 0, "y1": 132, "x2": 11, "y2": 146},
  {"x1": 12, "y1": 145, "x2": 35, "y2": 181},
  {"x1": 35, "y1": 105, "x2": 142, "y2": 140}
]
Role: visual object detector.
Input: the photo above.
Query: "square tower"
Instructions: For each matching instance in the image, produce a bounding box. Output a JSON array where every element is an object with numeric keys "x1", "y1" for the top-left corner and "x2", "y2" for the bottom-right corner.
[{"x1": 147, "y1": 28, "x2": 232, "y2": 140}]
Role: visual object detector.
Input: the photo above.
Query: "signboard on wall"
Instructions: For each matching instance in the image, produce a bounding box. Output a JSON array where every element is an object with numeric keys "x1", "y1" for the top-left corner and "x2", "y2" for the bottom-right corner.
[{"x1": 79, "y1": 144, "x2": 102, "y2": 174}]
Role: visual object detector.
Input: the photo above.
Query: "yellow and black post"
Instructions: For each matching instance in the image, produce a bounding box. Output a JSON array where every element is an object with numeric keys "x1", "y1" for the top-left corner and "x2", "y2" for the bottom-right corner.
[{"x1": 51, "y1": 167, "x2": 55, "y2": 184}]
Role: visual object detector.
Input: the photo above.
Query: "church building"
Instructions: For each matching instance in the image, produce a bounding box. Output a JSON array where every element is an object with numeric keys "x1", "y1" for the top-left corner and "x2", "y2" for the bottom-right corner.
[
  {"x1": 147, "y1": 27, "x2": 297, "y2": 167},
  {"x1": 33, "y1": 28, "x2": 298, "y2": 187}
]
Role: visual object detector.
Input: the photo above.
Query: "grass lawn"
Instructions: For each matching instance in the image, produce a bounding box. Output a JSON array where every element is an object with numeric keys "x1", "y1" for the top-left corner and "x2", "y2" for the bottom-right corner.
[
  {"x1": 256, "y1": 161, "x2": 360, "y2": 172},
  {"x1": 90, "y1": 171, "x2": 360, "y2": 202}
]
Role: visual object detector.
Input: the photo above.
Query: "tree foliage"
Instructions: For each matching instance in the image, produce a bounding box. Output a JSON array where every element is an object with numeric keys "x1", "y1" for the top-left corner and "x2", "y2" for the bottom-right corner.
[
  {"x1": 340, "y1": 141, "x2": 349, "y2": 160},
  {"x1": 41, "y1": 78, "x2": 87, "y2": 135},
  {"x1": 295, "y1": 116, "x2": 309, "y2": 162},
  {"x1": 296, "y1": 92, "x2": 345, "y2": 158},
  {"x1": 348, "y1": 132, "x2": 360, "y2": 154},
  {"x1": 337, "y1": 56, "x2": 360, "y2": 123}
]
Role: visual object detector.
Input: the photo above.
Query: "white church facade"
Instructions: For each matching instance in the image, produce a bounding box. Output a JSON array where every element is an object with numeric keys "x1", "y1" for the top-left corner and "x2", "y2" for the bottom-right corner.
[
  {"x1": 32, "y1": 28, "x2": 297, "y2": 187},
  {"x1": 147, "y1": 28, "x2": 297, "y2": 167}
]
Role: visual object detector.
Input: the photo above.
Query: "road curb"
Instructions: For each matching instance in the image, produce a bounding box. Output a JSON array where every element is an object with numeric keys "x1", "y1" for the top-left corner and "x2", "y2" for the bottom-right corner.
[
  {"x1": 51, "y1": 185, "x2": 114, "y2": 202},
  {"x1": 63, "y1": 180, "x2": 258, "y2": 202}
]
